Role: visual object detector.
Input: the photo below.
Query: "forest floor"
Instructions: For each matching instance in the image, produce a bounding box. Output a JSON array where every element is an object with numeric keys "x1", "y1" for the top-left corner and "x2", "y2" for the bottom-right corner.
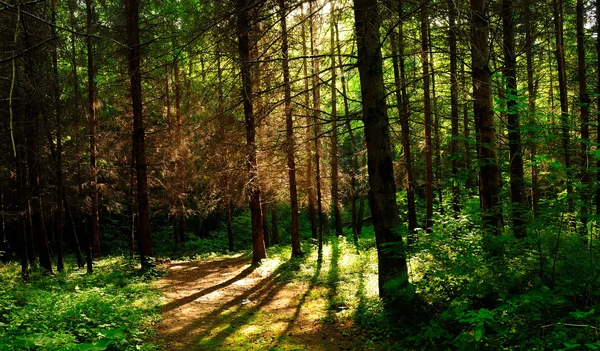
[{"x1": 153, "y1": 239, "x2": 378, "y2": 351}]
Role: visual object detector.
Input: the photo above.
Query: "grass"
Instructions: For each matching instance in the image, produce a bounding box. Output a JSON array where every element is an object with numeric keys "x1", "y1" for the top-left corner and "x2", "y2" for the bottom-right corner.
[{"x1": 0, "y1": 256, "x2": 165, "y2": 351}]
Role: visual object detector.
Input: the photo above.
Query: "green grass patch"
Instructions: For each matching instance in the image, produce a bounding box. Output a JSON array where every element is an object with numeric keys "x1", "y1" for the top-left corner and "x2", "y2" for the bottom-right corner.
[{"x1": 0, "y1": 257, "x2": 164, "y2": 351}]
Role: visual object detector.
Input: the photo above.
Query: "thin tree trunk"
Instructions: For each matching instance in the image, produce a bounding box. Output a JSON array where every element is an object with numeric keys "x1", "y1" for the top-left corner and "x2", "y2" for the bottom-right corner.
[
  {"x1": 330, "y1": 9, "x2": 342, "y2": 237},
  {"x1": 237, "y1": 0, "x2": 266, "y2": 265},
  {"x1": 471, "y1": 0, "x2": 502, "y2": 234},
  {"x1": 126, "y1": 0, "x2": 153, "y2": 269},
  {"x1": 335, "y1": 21, "x2": 360, "y2": 242},
  {"x1": 525, "y1": 5, "x2": 539, "y2": 216},
  {"x1": 310, "y1": 0, "x2": 325, "y2": 257},
  {"x1": 353, "y1": 0, "x2": 408, "y2": 302},
  {"x1": 596, "y1": 0, "x2": 600, "y2": 216},
  {"x1": 448, "y1": 0, "x2": 460, "y2": 217},
  {"x1": 398, "y1": 0, "x2": 417, "y2": 231},
  {"x1": 279, "y1": 0, "x2": 302, "y2": 257},
  {"x1": 85, "y1": 0, "x2": 101, "y2": 259},
  {"x1": 503, "y1": 0, "x2": 526, "y2": 238},
  {"x1": 428, "y1": 20, "x2": 442, "y2": 216},
  {"x1": 577, "y1": 0, "x2": 590, "y2": 231},
  {"x1": 52, "y1": 0, "x2": 64, "y2": 272},
  {"x1": 174, "y1": 58, "x2": 185, "y2": 244},
  {"x1": 302, "y1": 7, "x2": 318, "y2": 240},
  {"x1": 462, "y1": 62, "x2": 474, "y2": 190},
  {"x1": 554, "y1": 0, "x2": 572, "y2": 210},
  {"x1": 421, "y1": 3, "x2": 434, "y2": 232}
]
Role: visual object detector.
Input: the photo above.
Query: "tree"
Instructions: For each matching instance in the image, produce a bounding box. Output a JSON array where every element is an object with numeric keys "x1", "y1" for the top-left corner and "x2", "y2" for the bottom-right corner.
[
  {"x1": 126, "y1": 0, "x2": 153, "y2": 269},
  {"x1": 237, "y1": 0, "x2": 267, "y2": 265},
  {"x1": 502, "y1": 0, "x2": 525, "y2": 238},
  {"x1": 353, "y1": 0, "x2": 408, "y2": 302},
  {"x1": 279, "y1": 0, "x2": 302, "y2": 257},
  {"x1": 471, "y1": 0, "x2": 502, "y2": 233},
  {"x1": 420, "y1": 1, "x2": 434, "y2": 232}
]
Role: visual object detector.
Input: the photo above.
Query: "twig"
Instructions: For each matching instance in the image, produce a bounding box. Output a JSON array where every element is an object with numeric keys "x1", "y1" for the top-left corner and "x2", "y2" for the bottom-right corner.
[{"x1": 541, "y1": 323, "x2": 600, "y2": 330}]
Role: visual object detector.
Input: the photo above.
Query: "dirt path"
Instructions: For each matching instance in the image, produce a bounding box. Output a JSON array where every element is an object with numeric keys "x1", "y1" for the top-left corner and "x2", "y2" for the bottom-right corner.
[{"x1": 154, "y1": 254, "x2": 361, "y2": 351}]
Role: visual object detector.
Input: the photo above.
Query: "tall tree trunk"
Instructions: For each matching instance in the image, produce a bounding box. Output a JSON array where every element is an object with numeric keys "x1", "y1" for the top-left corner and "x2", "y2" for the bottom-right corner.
[
  {"x1": 577, "y1": 0, "x2": 590, "y2": 231},
  {"x1": 471, "y1": 0, "x2": 502, "y2": 233},
  {"x1": 398, "y1": 0, "x2": 417, "y2": 231},
  {"x1": 237, "y1": 0, "x2": 266, "y2": 265},
  {"x1": 428, "y1": 20, "x2": 442, "y2": 216},
  {"x1": 279, "y1": 0, "x2": 302, "y2": 257},
  {"x1": 421, "y1": 3, "x2": 434, "y2": 232},
  {"x1": 353, "y1": 0, "x2": 408, "y2": 302},
  {"x1": 302, "y1": 7, "x2": 318, "y2": 240},
  {"x1": 503, "y1": 0, "x2": 526, "y2": 238},
  {"x1": 85, "y1": 0, "x2": 101, "y2": 259},
  {"x1": 52, "y1": 0, "x2": 64, "y2": 272},
  {"x1": 525, "y1": 5, "x2": 539, "y2": 216},
  {"x1": 448, "y1": 0, "x2": 460, "y2": 217},
  {"x1": 335, "y1": 21, "x2": 360, "y2": 242},
  {"x1": 330, "y1": 9, "x2": 343, "y2": 237},
  {"x1": 310, "y1": 0, "x2": 325, "y2": 257},
  {"x1": 126, "y1": 0, "x2": 153, "y2": 269},
  {"x1": 554, "y1": 0, "x2": 571, "y2": 209},
  {"x1": 174, "y1": 58, "x2": 185, "y2": 244},
  {"x1": 596, "y1": 0, "x2": 600, "y2": 216}
]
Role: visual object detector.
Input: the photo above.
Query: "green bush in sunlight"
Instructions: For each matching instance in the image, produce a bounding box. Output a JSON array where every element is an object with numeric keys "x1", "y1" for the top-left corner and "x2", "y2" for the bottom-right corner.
[{"x1": 0, "y1": 257, "x2": 163, "y2": 351}]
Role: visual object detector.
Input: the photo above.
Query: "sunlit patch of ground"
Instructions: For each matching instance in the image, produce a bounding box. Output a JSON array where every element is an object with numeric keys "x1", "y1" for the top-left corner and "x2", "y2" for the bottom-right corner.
[{"x1": 154, "y1": 237, "x2": 379, "y2": 350}]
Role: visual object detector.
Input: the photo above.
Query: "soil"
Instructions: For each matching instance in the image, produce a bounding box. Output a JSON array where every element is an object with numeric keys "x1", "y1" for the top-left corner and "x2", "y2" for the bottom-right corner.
[{"x1": 154, "y1": 254, "x2": 361, "y2": 351}]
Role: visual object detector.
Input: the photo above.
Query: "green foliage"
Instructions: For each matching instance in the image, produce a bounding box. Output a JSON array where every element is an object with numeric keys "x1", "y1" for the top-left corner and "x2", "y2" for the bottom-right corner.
[{"x1": 0, "y1": 257, "x2": 163, "y2": 351}]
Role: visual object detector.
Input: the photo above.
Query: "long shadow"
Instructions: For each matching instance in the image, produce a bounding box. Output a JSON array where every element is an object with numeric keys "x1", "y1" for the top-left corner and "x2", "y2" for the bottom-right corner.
[
  {"x1": 326, "y1": 236, "x2": 341, "y2": 317},
  {"x1": 161, "y1": 264, "x2": 255, "y2": 313},
  {"x1": 169, "y1": 250, "x2": 313, "y2": 349},
  {"x1": 162, "y1": 257, "x2": 248, "y2": 289},
  {"x1": 277, "y1": 249, "x2": 323, "y2": 341}
]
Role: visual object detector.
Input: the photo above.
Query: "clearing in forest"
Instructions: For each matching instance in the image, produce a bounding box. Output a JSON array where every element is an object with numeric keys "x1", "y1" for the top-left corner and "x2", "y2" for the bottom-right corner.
[{"x1": 154, "y1": 238, "x2": 379, "y2": 351}]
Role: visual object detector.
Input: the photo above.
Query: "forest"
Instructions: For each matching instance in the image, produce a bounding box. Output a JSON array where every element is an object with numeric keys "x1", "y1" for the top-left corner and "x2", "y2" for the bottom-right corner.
[{"x1": 2, "y1": 0, "x2": 600, "y2": 349}]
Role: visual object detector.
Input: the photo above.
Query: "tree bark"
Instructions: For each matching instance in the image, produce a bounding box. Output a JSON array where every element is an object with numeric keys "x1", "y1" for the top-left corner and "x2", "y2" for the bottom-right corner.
[
  {"x1": 85, "y1": 0, "x2": 101, "y2": 259},
  {"x1": 448, "y1": 0, "x2": 460, "y2": 217},
  {"x1": 525, "y1": 5, "x2": 539, "y2": 216},
  {"x1": 279, "y1": 0, "x2": 302, "y2": 257},
  {"x1": 576, "y1": 0, "x2": 590, "y2": 230},
  {"x1": 421, "y1": 3, "x2": 434, "y2": 232},
  {"x1": 237, "y1": 0, "x2": 266, "y2": 265},
  {"x1": 330, "y1": 8, "x2": 343, "y2": 238},
  {"x1": 302, "y1": 6, "x2": 318, "y2": 240},
  {"x1": 503, "y1": 0, "x2": 526, "y2": 238},
  {"x1": 126, "y1": 0, "x2": 153, "y2": 268},
  {"x1": 52, "y1": 0, "x2": 64, "y2": 272},
  {"x1": 471, "y1": 0, "x2": 502, "y2": 233},
  {"x1": 353, "y1": 0, "x2": 408, "y2": 302}
]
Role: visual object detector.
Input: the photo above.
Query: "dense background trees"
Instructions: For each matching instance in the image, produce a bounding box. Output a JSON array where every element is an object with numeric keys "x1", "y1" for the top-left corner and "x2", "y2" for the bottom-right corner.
[{"x1": 4, "y1": 0, "x2": 600, "y2": 347}]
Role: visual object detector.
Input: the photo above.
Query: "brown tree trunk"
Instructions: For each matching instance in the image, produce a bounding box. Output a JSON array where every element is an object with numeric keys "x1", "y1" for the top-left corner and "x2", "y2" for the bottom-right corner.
[
  {"x1": 428, "y1": 20, "x2": 442, "y2": 216},
  {"x1": 126, "y1": 0, "x2": 153, "y2": 268},
  {"x1": 353, "y1": 0, "x2": 408, "y2": 302},
  {"x1": 576, "y1": 0, "x2": 590, "y2": 231},
  {"x1": 421, "y1": 3, "x2": 434, "y2": 232},
  {"x1": 596, "y1": 0, "x2": 600, "y2": 216},
  {"x1": 471, "y1": 0, "x2": 502, "y2": 233},
  {"x1": 174, "y1": 58, "x2": 185, "y2": 244},
  {"x1": 448, "y1": 0, "x2": 460, "y2": 217},
  {"x1": 302, "y1": 7, "x2": 318, "y2": 240},
  {"x1": 330, "y1": 9, "x2": 343, "y2": 238},
  {"x1": 525, "y1": 5, "x2": 539, "y2": 216},
  {"x1": 503, "y1": 0, "x2": 526, "y2": 238},
  {"x1": 554, "y1": 0, "x2": 572, "y2": 209},
  {"x1": 279, "y1": 0, "x2": 302, "y2": 257},
  {"x1": 310, "y1": 0, "x2": 325, "y2": 257},
  {"x1": 52, "y1": 0, "x2": 64, "y2": 272},
  {"x1": 237, "y1": 0, "x2": 266, "y2": 265},
  {"x1": 462, "y1": 62, "x2": 474, "y2": 190},
  {"x1": 398, "y1": 0, "x2": 417, "y2": 231},
  {"x1": 85, "y1": 0, "x2": 101, "y2": 259}
]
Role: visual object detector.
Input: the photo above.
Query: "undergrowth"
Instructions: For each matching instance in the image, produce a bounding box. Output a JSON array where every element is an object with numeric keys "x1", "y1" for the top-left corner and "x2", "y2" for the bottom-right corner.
[{"x1": 0, "y1": 257, "x2": 164, "y2": 351}]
